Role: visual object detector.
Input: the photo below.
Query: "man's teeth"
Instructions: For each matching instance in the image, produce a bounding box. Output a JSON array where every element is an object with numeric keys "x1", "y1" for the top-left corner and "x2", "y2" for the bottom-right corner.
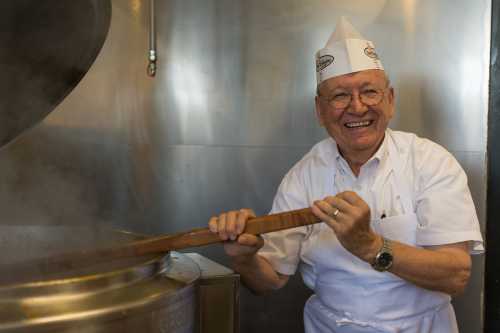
[{"x1": 345, "y1": 121, "x2": 372, "y2": 128}]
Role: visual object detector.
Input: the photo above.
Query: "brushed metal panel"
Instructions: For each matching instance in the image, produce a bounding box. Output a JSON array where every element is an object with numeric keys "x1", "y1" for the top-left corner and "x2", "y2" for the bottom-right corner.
[
  {"x1": 452, "y1": 151, "x2": 487, "y2": 230},
  {"x1": 149, "y1": 0, "x2": 490, "y2": 152},
  {"x1": 386, "y1": 2, "x2": 491, "y2": 153},
  {"x1": 147, "y1": 145, "x2": 309, "y2": 234},
  {"x1": 450, "y1": 151, "x2": 486, "y2": 333}
]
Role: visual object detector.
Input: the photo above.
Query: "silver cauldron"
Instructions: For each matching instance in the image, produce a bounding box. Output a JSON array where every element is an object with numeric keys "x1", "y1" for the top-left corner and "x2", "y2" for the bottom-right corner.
[{"x1": 0, "y1": 226, "x2": 239, "y2": 333}]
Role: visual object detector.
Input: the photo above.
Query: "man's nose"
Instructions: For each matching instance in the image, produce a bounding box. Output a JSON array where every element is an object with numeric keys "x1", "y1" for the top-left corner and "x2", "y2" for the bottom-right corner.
[{"x1": 347, "y1": 94, "x2": 368, "y2": 114}]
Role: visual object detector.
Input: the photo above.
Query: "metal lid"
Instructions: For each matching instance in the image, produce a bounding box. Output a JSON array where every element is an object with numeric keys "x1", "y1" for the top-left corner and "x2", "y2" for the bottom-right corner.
[{"x1": 0, "y1": 0, "x2": 111, "y2": 148}]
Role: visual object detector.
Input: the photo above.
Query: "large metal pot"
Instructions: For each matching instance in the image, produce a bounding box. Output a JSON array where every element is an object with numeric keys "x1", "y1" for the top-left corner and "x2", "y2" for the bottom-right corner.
[
  {"x1": 0, "y1": 226, "x2": 199, "y2": 332},
  {"x1": 0, "y1": 253, "x2": 199, "y2": 332},
  {"x1": 0, "y1": 226, "x2": 239, "y2": 333}
]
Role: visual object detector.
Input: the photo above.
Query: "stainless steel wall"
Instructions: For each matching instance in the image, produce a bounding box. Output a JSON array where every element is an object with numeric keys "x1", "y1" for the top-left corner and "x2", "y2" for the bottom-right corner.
[{"x1": 0, "y1": 1, "x2": 489, "y2": 332}]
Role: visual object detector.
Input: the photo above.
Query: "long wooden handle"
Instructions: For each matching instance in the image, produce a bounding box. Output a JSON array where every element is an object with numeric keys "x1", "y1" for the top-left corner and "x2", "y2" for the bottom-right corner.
[
  {"x1": 135, "y1": 207, "x2": 320, "y2": 254},
  {"x1": 2, "y1": 208, "x2": 321, "y2": 282}
]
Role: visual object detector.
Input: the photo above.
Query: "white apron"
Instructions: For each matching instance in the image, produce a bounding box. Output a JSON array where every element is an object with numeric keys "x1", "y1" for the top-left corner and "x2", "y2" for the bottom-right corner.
[{"x1": 302, "y1": 138, "x2": 459, "y2": 333}]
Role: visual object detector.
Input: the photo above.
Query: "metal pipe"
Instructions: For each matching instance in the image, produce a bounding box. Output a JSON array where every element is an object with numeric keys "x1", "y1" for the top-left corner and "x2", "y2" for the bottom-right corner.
[{"x1": 147, "y1": 0, "x2": 156, "y2": 77}]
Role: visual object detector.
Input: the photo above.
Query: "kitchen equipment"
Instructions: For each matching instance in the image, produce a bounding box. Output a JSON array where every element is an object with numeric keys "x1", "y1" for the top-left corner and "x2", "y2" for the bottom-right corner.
[
  {"x1": 0, "y1": 226, "x2": 238, "y2": 333},
  {"x1": 0, "y1": 0, "x2": 111, "y2": 148}
]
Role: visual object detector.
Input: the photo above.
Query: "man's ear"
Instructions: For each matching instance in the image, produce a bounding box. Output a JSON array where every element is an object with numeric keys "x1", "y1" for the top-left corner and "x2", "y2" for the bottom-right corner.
[
  {"x1": 387, "y1": 87, "x2": 395, "y2": 118},
  {"x1": 315, "y1": 96, "x2": 325, "y2": 127},
  {"x1": 388, "y1": 87, "x2": 395, "y2": 104}
]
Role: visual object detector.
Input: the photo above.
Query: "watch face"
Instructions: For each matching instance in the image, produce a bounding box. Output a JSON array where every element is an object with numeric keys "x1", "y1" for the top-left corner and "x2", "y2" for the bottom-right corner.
[{"x1": 377, "y1": 252, "x2": 393, "y2": 269}]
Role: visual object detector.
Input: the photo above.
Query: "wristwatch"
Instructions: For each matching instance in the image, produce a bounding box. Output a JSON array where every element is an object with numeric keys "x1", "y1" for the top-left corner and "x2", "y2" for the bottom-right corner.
[{"x1": 372, "y1": 237, "x2": 393, "y2": 272}]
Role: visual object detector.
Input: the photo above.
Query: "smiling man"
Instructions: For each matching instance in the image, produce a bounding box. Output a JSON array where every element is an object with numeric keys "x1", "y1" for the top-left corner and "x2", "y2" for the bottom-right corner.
[
  {"x1": 315, "y1": 69, "x2": 393, "y2": 175},
  {"x1": 209, "y1": 17, "x2": 483, "y2": 333}
]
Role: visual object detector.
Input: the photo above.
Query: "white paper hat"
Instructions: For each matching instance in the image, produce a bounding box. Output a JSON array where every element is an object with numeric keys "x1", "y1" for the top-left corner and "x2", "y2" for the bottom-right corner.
[{"x1": 316, "y1": 17, "x2": 384, "y2": 85}]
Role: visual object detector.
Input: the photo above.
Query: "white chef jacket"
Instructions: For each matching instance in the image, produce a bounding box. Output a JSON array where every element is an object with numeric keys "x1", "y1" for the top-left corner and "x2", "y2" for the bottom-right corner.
[{"x1": 258, "y1": 129, "x2": 484, "y2": 333}]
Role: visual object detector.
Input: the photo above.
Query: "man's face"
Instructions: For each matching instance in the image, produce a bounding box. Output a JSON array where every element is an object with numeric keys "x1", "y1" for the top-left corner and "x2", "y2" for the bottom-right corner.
[{"x1": 315, "y1": 69, "x2": 395, "y2": 158}]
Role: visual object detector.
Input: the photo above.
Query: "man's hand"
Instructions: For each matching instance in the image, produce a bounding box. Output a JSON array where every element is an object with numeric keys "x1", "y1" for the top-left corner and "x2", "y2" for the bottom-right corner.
[
  {"x1": 311, "y1": 191, "x2": 381, "y2": 262},
  {"x1": 208, "y1": 209, "x2": 264, "y2": 257},
  {"x1": 312, "y1": 191, "x2": 472, "y2": 295},
  {"x1": 208, "y1": 209, "x2": 287, "y2": 294}
]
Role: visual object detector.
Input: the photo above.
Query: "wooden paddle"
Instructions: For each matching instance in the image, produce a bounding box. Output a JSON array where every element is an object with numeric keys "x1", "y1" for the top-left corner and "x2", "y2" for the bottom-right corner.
[
  {"x1": 2, "y1": 208, "x2": 321, "y2": 282},
  {"x1": 131, "y1": 207, "x2": 320, "y2": 253}
]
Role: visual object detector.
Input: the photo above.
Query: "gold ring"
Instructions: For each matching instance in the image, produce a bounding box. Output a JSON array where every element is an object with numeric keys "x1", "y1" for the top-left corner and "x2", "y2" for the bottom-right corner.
[{"x1": 332, "y1": 209, "x2": 340, "y2": 217}]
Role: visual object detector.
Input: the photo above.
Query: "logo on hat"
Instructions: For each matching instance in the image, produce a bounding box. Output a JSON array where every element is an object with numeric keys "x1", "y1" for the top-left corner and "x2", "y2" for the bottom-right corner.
[
  {"x1": 364, "y1": 46, "x2": 379, "y2": 60},
  {"x1": 316, "y1": 55, "x2": 335, "y2": 72}
]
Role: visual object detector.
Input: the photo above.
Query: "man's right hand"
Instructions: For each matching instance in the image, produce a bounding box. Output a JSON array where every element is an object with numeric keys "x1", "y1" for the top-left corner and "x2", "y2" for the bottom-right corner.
[
  {"x1": 208, "y1": 209, "x2": 264, "y2": 257},
  {"x1": 209, "y1": 209, "x2": 289, "y2": 294}
]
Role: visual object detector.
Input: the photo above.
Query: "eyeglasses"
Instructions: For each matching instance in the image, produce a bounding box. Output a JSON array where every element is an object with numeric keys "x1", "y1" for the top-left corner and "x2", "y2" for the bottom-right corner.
[{"x1": 318, "y1": 87, "x2": 388, "y2": 109}]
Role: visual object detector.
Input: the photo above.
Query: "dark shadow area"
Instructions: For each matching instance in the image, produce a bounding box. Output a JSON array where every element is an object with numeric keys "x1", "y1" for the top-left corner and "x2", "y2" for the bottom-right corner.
[{"x1": 485, "y1": 1, "x2": 500, "y2": 332}]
